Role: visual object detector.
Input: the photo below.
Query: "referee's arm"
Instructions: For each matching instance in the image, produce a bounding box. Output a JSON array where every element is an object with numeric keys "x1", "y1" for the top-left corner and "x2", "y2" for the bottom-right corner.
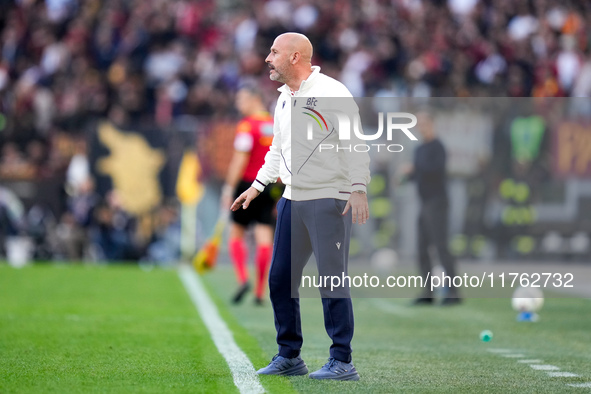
[{"x1": 232, "y1": 117, "x2": 281, "y2": 211}]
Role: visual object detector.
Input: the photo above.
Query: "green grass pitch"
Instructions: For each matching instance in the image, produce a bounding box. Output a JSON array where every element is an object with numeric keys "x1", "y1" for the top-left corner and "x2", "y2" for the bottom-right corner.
[{"x1": 1, "y1": 263, "x2": 590, "y2": 393}]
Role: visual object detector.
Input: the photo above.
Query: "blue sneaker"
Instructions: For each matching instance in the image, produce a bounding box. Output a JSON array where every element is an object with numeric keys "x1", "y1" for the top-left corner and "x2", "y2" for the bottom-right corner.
[
  {"x1": 309, "y1": 358, "x2": 360, "y2": 381},
  {"x1": 257, "y1": 354, "x2": 308, "y2": 376}
]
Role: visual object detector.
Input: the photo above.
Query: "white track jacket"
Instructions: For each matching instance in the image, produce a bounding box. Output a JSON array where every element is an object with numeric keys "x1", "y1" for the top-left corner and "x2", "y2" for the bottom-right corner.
[{"x1": 251, "y1": 66, "x2": 371, "y2": 201}]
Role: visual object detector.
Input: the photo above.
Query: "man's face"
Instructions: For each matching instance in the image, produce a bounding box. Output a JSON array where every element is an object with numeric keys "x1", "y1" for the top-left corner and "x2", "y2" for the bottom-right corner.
[
  {"x1": 416, "y1": 113, "x2": 435, "y2": 140},
  {"x1": 265, "y1": 37, "x2": 291, "y2": 83}
]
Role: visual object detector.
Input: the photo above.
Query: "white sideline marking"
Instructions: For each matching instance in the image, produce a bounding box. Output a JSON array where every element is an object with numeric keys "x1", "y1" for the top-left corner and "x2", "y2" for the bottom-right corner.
[
  {"x1": 502, "y1": 354, "x2": 526, "y2": 358},
  {"x1": 530, "y1": 365, "x2": 560, "y2": 371},
  {"x1": 179, "y1": 265, "x2": 265, "y2": 394},
  {"x1": 518, "y1": 359, "x2": 543, "y2": 363},
  {"x1": 568, "y1": 383, "x2": 591, "y2": 388},
  {"x1": 487, "y1": 349, "x2": 514, "y2": 353},
  {"x1": 547, "y1": 372, "x2": 579, "y2": 377}
]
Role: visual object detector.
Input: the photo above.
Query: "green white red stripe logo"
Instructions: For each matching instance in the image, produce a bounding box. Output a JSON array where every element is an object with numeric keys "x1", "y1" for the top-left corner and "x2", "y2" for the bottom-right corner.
[{"x1": 303, "y1": 107, "x2": 328, "y2": 131}]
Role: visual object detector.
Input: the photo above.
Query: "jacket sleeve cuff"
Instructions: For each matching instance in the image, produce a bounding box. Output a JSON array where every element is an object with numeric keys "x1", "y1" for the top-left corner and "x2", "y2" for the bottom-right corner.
[
  {"x1": 351, "y1": 182, "x2": 367, "y2": 194},
  {"x1": 252, "y1": 179, "x2": 266, "y2": 192}
]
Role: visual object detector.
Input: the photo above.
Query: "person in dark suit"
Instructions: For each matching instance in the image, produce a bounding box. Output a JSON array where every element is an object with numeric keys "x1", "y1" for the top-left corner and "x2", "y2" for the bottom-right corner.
[{"x1": 402, "y1": 112, "x2": 461, "y2": 306}]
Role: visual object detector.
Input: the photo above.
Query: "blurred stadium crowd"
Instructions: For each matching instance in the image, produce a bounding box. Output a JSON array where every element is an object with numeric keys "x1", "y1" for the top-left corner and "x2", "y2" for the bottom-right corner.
[{"x1": 1, "y1": 0, "x2": 591, "y2": 263}]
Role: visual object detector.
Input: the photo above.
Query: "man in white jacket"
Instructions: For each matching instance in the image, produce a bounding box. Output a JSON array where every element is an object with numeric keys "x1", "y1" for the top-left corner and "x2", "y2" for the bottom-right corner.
[{"x1": 232, "y1": 32, "x2": 370, "y2": 381}]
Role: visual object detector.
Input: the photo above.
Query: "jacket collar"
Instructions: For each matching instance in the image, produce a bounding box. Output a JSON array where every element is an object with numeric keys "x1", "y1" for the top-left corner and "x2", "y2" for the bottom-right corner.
[{"x1": 278, "y1": 66, "x2": 321, "y2": 95}]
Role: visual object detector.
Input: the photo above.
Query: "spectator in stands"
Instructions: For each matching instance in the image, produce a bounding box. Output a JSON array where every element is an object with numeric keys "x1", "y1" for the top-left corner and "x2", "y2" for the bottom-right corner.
[{"x1": 1, "y1": 0, "x2": 590, "y2": 143}]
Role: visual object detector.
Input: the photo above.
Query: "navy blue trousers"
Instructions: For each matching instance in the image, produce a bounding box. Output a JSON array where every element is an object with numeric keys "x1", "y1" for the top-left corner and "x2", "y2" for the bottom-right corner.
[{"x1": 269, "y1": 197, "x2": 354, "y2": 363}]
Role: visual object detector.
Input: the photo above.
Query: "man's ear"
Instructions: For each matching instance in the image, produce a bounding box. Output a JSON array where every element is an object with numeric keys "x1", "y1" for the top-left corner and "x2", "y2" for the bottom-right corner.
[{"x1": 291, "y1": 52, "x2": 300, "y2": 64}]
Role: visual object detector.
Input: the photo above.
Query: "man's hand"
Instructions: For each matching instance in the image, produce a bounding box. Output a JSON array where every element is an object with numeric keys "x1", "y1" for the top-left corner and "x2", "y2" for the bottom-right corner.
[
  {"x1": 231, "y1": 186, "x2": 261, "y2": 211},
  {"x1": 342, "y1": 191, "x2": 369, "y2": 224}
]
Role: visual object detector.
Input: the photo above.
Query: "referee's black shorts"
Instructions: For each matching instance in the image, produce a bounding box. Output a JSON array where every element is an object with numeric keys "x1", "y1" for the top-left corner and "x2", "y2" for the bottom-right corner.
[{"x1": 231, "y1": 180, "x2": 275, "y2": 226}]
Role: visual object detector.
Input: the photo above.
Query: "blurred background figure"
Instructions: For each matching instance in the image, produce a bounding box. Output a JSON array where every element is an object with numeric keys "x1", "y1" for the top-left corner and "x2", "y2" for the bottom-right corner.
[
  {"x1": 220, "y1": 85, "x2": 275, "y2": 305},
  {"x1": 54, "y1": 138, "x2": 98, "y2": 261},
  {"x1": 401, "y1": 113, "x2": 460, "y2": 306},
  {"x1": 0, "y1": 186, "x2": 26, "y2": 263},
  {"x1": 143, "y1": 201, "x2": 181, "y2": 266}
]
